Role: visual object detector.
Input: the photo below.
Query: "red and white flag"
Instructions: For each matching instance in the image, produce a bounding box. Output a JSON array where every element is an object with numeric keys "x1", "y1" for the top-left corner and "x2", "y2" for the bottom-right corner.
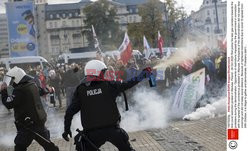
[
  {"x1": 158, "y1": 31, "x2": 164, "y2": 57},
  {"x1": 217, "y1": 35, "x2": 227, "y2": 52},
  {"x1": 180, "y1": 59, "x2": 194, "y2": 72},
  {"x1": 118, "y1": 32, "x2": 133, "y2": 64}
]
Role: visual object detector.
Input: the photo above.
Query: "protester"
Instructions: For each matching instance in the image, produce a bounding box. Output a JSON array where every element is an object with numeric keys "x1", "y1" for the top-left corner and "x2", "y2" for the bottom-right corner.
[
  {"x1": 48, "y1": 70, "x2": 62, "y2": 107},
  {"x1": 62, "y1": 64, "x2": 80, "y2": 107}
]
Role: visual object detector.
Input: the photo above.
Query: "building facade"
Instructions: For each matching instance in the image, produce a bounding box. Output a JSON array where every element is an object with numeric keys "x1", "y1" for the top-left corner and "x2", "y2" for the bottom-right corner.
[
  {"x1": 0, "y1": 14, "x2": 9, "y2": 58},
  {"x1": 4, "y1": 0, "x2": 164, "y2": 59},
  {"x1": 36, "y1": 0, "x2": 91, "y2": 59},
  {"x1": 189, "y1": 0, "x2": 227, "y2": 47}
]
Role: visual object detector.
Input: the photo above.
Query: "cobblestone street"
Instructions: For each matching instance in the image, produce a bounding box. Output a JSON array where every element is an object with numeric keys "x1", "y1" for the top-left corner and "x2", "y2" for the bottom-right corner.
[{"x1": 0, "y1": 105, "x2": 226, "y2": 151}]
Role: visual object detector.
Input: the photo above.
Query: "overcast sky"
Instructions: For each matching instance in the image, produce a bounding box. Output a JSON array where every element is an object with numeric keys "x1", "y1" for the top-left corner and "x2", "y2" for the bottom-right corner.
[{"x1": 0, "y1": 0, "x2": 203, "y2": 15}]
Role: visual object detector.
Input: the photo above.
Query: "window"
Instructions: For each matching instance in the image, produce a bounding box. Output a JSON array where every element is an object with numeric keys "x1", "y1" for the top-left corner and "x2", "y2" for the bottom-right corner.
[
  {"x1": 64, "y1": 34, "x2": 67, "y2": 40},
  {"x1": 57, "y1": 14, "x2": 60, "y2": 18},
  {"x1": 62, "y1": 21, "x2": 66, "y2": 26},
  {"x1": 76, "y1": 20, "x2": 80, "y2": 26},
  {"x1": 129, "y1": 16, "x2": 132, "y2": 22},
  {"x1": 133, "y1": 16, "x2": 136, "y2": 22},
  {"x1": 54, "y1": 22, "x2": 57, "y2": 28},
  {"x1": 205, "y1": 17, "x2": 211, "y2": 24},
  {"x1": 69, "y1": 13, "x2": 72, "y2": 18},
  {"x1": 49, "y1": 22, "x2": 53, "y2": 28},
  {"x1": 207, "y1": 27, "x2": 210, "y2": 33},
  {"x1": 207, "y1": 10, "x2": 210, "y2": 16},
  {"x1": 72, "y1": 20, "x2": 75, "y2": 26},
  {"x1": 50, "y1": 14, "x2": 53, "y2": 19},
  {"x1": 62, "y1": 14, "x2": 66, "y2": 18}
]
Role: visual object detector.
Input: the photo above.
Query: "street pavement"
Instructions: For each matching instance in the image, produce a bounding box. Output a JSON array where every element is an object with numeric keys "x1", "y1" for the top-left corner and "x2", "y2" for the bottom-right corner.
[{"x1": 0, "y1": 104, "x2": 226, "y2": 151}]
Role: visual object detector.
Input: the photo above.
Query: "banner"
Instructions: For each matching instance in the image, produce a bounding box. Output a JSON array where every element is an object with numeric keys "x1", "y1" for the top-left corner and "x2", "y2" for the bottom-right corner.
[
  {"x1": 172, "y1": 68, "x2": 205, "y2": 112},
  {"x1": 6, "y1": 1, "x2": 38, "y2": 57}
]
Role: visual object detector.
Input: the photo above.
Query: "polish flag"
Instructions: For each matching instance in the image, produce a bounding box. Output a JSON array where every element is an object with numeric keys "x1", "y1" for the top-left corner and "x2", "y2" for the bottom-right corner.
[
  {"x1": 158, "y1": 31, "x2": 164, "y2": 57},
  {"x1": 118, "y1": 32, "x2": 133, "y2": 64},
  {"x1": 218, "y1": 35, "x2": 227, "y2": 52},
  {"x1": 180, "y1": 59, "x2": 194, "y2": 72}
]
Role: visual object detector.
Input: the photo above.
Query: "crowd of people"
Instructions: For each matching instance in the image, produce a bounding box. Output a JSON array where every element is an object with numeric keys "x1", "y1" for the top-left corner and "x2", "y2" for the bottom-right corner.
[
  {"x1": 0, "y1": 47, "x2": 227, "y2": 110},
  {"x1": 0, "y1": 46, "x2": 227, "y2": 151}
]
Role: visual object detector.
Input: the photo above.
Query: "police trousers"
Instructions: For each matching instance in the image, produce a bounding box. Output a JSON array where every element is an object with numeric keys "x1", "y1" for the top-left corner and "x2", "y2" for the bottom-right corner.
[
  {"x1": 77, "y1": 127, "x2": 135, "y2": 151},
  {"x1": 14, "y1": 125, "x2": 53, "y2": 151}
]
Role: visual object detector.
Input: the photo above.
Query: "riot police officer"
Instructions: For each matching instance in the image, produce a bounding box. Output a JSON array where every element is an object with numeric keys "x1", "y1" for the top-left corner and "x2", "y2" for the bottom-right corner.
[
  {"x1": 0, "y1": 67, "x2": 58, "y2": 151},
  {"x1": 62, "y1": 60, "x2": 152, "y2": 151}
]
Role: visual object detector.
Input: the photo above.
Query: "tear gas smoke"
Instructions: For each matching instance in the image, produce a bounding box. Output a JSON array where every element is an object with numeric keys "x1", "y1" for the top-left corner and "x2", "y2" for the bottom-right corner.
[
  {"x1": 119, "y1": 87, "x2": 170, "y2": 132},
  {"x1": 154, "y1": 35, "x2": 213, "y2": 69},
  {"x1": 183, "y1": 97, "x2": 226, "y2": 121},
  {"x1": 46, "y1": 108, "x2": 82, "y2": 139},
  {"x1": 0, "y1": 105, "x2": 16, "y2": 147},
  {"x1": 0, "y1": 133, "x2": 15, "y2": 147}
]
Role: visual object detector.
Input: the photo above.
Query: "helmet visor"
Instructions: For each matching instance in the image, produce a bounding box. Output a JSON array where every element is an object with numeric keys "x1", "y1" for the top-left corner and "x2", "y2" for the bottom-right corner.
[{"x1": 3, "y1": 75, "x2": 14, "y2": 86}]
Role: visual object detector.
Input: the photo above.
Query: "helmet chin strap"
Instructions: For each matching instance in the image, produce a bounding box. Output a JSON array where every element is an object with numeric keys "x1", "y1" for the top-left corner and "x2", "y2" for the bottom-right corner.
[
  {"x1": 98, "y1": 69, "x2": 107, "y2": 80},
  {"x1": 85, "y1": 69, "x2": 107, "y2": 84}
]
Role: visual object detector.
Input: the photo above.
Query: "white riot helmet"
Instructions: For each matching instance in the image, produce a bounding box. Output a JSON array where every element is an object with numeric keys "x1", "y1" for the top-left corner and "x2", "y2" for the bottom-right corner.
[
  {"x1": 84, "y1": 60, "x2": 107, "y2": 77},
  {"x1": 3, "y1": 66, "x2": 27, "y2": 86}
]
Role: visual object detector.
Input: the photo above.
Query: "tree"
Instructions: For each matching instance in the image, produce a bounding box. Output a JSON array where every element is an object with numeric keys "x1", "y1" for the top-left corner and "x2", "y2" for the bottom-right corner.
[
  {"x1": 127, "y1": 0, "x2": 165, "y2": 49},
  {"x1": 83, "y1": 0, "x2": 121, "y2": 50},
  {"x1": 163, "y1": 0, "x2": 187, "y2": 46},
  {"x1": 127, "y1": 23, "x2": 143, "y2": 50},
  {"x1": 139, "y1": 0, "x2": 165, "y2": 47}
]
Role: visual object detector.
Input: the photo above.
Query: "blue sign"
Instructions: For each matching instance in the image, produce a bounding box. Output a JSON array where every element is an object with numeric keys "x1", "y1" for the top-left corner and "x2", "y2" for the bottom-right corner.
[{"x1": 6, "y1": 1, "x2": 38, "y2": 57}]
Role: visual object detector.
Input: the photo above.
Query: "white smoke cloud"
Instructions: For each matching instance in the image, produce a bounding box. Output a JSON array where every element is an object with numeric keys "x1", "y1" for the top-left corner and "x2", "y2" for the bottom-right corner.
[
  {"x1": 0, "y1": 133, "x2": 15, "y2": 147},
  {"x1": 120, "y1": 87, "x2": 170, "y2": 132},
  {"x1": 183, "y1": 97, "x2": 227, "y2": 121}
]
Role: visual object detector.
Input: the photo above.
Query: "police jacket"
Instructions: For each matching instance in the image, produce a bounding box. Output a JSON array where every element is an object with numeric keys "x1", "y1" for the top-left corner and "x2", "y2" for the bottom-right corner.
[
  {"x1": 1, "y1": 80, "x2": 47, "y2": 126},
  {"x1": 64, "y1": 71, "x2": 147, "y2": 131}
]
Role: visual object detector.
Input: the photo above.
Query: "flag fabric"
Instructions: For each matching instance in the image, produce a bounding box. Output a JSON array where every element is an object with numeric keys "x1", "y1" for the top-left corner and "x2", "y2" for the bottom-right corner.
[
  {"x1": 158, "y1": 31, "x2": 164, "y2": 57},
  {"x1": 92, "y1": 25, "x2": 99, "y2": 49},
  {"x1": 221, "y1": 35, "x2": 227, "y2": 51},
  {"x1": 118, "y1": 32, "x2": 133, "y2": 64},
  {"x1": 218, "y1": 35, "x2": 227, "y2": 52},
  {"x1": 143, "y1": 36, "x2": 151, "y2": 59},
  {"x1": 92, "y1": 25, "x2": 103, "y2": 61},
  {"x1": 180, "y1": 59, "x2": 194, "y2": 72},
  {"x1": 92, "y1": 25, "x2": 102, "y2": 52}
]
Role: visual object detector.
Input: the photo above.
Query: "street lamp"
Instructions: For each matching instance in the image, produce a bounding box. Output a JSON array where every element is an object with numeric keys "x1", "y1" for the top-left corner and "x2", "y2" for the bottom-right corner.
[{"x1": 213, "y1": 0, "x2": 221, "y2": 34}]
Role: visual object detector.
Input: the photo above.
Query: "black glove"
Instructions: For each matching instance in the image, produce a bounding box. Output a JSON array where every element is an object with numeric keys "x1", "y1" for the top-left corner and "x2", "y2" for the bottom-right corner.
[{"x1": 62, "y1": 130, "x2": 72, "y2": 141}]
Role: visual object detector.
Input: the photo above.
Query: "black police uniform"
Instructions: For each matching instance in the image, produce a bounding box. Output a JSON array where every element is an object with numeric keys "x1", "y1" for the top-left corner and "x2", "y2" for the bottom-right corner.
[
  {"x1": 64, "y1": 71, "x2": 147, "y2": 151},
  {"x1": 1, "y1": 78, "x2": 57, "y2": 151}
]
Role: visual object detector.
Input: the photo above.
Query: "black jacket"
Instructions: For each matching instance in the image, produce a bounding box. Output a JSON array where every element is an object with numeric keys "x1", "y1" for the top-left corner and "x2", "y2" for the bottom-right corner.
[
  {"x1": 64, "y1": 71, "x2": 147, "y2": 131},
  {"x1": 1, "y1": 81, "x2": 47, "y2": 126}
]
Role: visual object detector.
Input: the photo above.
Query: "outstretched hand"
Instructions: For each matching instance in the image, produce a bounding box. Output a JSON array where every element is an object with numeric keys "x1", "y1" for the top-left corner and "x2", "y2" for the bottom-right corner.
[{"x1": 0, "y1": 82, "x2": 7, "y2": 92}]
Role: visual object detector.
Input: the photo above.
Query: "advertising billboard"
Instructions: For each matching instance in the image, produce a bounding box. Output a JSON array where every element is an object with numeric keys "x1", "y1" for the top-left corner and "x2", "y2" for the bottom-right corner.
[{"x1": 6, "y1": 1, "x2": 38, "y2": 57}]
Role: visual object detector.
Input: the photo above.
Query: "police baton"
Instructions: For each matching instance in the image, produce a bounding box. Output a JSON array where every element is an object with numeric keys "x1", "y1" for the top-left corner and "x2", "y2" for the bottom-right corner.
[
  {"x1": 15, "y1": 118, "x2": 59, "y2": 151},
  {"x1": 76, "y1": 129, "x2": 101, "y2": 151}
]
